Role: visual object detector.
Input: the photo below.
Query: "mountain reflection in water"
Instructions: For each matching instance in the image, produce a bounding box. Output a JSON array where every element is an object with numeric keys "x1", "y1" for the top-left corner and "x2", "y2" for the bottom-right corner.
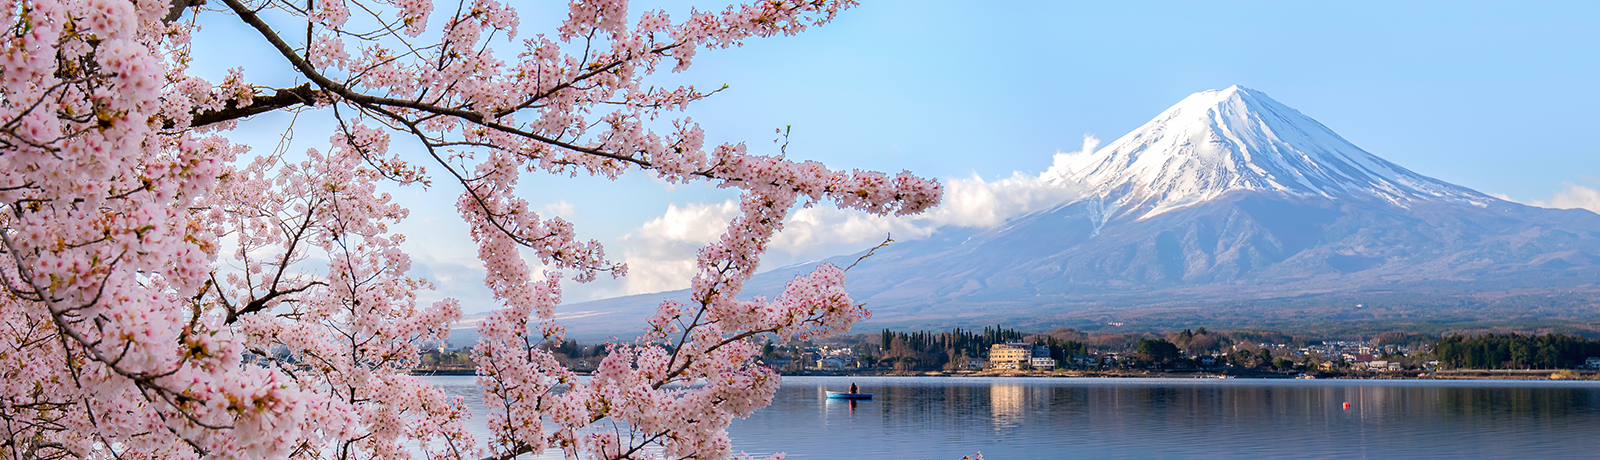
[
  {"x1": 730, "y1": 376, "x2": 1600, "y2": 460},
  {"x1": 422, "y1": 375, "x2": 1600, "y2": 459}
]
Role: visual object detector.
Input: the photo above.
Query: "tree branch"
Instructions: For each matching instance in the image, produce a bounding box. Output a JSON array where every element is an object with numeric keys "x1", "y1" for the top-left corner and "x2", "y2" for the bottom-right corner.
[
  {"x1": 217, "y1": 0, "x2": 651, "y2": 167},
  {"x1": 163, "y1": 0, "x2": 206, "y2": 23},
  {"x1": 168, "y1": 84, "x2": 320, "y2": 130}
]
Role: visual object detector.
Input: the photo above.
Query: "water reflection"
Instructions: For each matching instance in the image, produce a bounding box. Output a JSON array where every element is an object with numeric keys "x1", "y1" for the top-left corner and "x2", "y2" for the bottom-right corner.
[
  {"x1": 419, "y1": 376, "x2": 1600, "y2": 459},
  {"x1": 989, "y1": 383, "x2": 1024, "y2": 429},
  {"x1": 734, "y1": 377, "x2": 1600, "y2": 460}
]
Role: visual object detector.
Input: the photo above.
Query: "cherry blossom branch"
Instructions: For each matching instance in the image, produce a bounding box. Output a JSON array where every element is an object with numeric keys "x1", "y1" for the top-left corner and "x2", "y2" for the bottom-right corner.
[
  {"x1": 222, "y1": 0, "x2": 646, "y2": 164},
  {"x1": 1, "y1": 0, "x2": 939, "y2": 458},
  {"x1": 170, "y1": 83, "x2": 321, "y2": 130},
  {"x1": 0, "y1": 234, "x2": 240, "y2": 438}
]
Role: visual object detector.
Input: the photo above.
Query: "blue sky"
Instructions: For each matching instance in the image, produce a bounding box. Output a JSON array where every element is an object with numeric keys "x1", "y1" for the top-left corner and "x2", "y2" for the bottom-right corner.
[
  {"x1": 657, "y1": 1, "x2": 1600, "y2": 196},
  {"x1": 196, "y1": 1, "x2": 1600, "y2": 309}
]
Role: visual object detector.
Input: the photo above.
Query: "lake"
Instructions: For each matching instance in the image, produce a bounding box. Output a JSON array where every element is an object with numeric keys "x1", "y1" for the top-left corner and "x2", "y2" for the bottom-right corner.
[{"x1": 424, "y1": 376, "x2": 1600, "y2": 459}]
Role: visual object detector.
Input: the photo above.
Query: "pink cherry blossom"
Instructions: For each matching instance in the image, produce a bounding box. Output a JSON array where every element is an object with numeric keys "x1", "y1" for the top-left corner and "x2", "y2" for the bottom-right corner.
[{"x1": 0, "y1": 0, "x2": 941, "y2": 458}]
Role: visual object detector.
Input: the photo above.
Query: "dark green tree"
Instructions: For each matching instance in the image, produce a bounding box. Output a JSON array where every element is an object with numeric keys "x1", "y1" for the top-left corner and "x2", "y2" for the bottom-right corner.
[{"x1": 1136, "y1": 338, "x2": 1181, "y2": 366}]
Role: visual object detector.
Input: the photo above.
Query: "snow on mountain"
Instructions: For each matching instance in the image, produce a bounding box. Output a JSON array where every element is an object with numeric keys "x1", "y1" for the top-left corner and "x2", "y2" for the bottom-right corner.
[
  {"x1": 1043, "y1": 86, "x2": 1492, "y2": 219},
  {"x1": 559, "y1": 86, "x2": 1600, "y2": 339}
]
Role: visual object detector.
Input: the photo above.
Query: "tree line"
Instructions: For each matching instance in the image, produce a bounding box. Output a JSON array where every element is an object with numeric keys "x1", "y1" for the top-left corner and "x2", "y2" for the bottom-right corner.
[
  {"x1": 1435, "y1": 334, "x2": 1600, "y2": 369},
  {"x1": 868, "y1": 325, "x2": 1302, "y2": 370},
  {"x1": 877, "y1": 326, "x2": 1057, "y2": 370}
]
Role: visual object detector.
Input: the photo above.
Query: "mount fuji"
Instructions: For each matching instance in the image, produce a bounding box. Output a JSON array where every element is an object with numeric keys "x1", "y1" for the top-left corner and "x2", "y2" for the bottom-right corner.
[
  {"x1": 558, "y1": 86, "x2": 1600, "y2": 338},
  {"x1": 1042, "y1": 86, "x2": 1491, "y2": 221}
]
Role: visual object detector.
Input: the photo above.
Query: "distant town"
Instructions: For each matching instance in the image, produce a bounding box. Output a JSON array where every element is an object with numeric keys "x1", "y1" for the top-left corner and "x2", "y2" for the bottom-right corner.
[{"x1": 414, "y1": 326, "x2": 1600, "y2": 380}]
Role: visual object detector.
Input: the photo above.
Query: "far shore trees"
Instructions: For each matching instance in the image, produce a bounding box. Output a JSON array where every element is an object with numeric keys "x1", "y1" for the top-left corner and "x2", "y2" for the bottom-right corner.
[
  {"x1": 1134, "y1": 338, "x2": 1180, "y2": 366},
  {"x1": 1436, "y1": 334, "x2": 1600, "y2": 370}
]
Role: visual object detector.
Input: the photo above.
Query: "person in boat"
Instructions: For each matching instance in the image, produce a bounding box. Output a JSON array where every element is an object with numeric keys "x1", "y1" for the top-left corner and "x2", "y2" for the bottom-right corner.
[{"x1": 849, "y1": 383, "x2": 858, "y2": 394}]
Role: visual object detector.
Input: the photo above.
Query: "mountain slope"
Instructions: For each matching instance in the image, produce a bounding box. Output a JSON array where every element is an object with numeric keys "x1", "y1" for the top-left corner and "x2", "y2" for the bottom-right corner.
[
  {"x1": 559, "y1": 87, "x2": 1600, "y2": 339},
  {"x1": 1043, "y1": 86, "x2": 1491, "y2": 220}
]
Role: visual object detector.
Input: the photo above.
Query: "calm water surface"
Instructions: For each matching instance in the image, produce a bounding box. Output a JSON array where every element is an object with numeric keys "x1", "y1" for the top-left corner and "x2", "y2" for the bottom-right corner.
[{"x1": 425, "y1": 376, "x2": 1600, "y2": 459}]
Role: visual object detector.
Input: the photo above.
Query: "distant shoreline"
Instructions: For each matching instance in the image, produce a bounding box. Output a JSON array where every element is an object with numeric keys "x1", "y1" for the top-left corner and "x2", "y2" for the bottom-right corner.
[
  {"x1": 410, "y1": 368, "x2": 1600, "y2": 381},
  {"x1": 772, "y1": 368, "x2": 1600, "y2": 381}
]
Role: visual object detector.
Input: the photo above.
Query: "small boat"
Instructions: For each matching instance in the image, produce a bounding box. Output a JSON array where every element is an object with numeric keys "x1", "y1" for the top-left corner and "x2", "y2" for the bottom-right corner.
[{"x1": 826, "y1": 391, "x2": 872, "y2": 400}]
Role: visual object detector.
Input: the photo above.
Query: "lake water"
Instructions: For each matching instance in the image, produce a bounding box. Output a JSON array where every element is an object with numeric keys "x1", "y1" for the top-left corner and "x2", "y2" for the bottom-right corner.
[{"x1": 425, "y1": 375, "x2": 1600, "y2": 459}]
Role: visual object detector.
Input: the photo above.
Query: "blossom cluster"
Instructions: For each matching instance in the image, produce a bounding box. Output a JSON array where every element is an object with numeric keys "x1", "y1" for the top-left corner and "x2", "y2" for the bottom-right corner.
[{"x1": 0, "y1": 0, "x2": 942, "y2": 458}]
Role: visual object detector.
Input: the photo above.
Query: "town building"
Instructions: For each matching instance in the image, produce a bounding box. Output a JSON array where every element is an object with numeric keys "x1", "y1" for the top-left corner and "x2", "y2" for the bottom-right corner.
[
  {"x1": 989, "y1": 343, "x2": 1032, "y2": 369},
  {"x1": 815, "y1": 356, "x2": 854, "y2": 370}
]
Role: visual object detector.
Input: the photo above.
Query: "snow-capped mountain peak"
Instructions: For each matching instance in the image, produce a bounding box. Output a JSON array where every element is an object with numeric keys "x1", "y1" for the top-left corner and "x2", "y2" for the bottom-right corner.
[{"x1": 1045, "y1": 85, "x2": 1487, "y2": 219}]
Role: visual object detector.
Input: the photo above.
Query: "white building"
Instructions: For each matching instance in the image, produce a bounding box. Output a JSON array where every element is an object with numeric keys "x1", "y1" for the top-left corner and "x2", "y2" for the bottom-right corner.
[
  {"x1": 815, "y1": 356, "x2": 852, "y2": 370},
  {"x1": 989, "y1": 343, "x2": 1032, "y2": 369}
]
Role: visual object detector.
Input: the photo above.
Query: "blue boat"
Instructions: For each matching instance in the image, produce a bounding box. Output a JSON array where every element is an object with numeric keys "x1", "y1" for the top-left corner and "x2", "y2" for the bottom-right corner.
[{"x1": 826, "y1": 391, "x2": 872, "y2": 400}]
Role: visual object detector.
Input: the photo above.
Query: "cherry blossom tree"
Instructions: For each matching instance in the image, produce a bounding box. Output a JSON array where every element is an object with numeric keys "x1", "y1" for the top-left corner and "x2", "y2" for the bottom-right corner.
[{"x1": 0, "y1": 0, "x2": 940, "y2": 458}]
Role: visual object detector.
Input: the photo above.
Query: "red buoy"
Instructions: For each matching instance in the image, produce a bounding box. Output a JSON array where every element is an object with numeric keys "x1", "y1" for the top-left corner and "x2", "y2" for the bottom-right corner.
[{"x1": 1343, "y1": 402, "x2": 1351, "y2": 409}]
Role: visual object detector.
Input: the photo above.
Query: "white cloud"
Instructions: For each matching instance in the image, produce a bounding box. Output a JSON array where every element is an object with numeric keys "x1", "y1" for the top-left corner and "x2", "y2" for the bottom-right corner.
[
  {"x1": 760, "y1": 168, "x2": 1080, "y2": 259},
  {"x1": 612, "y1": 136, "x2": 1101, "y2": 296},
  {"x1": 1041, "y1": 135, "x2": 1102, "y2": 184},
  {"x1": 543, "y1": 200, "x2": 576, "y2": 218},
  {"x1": 769, "y1": 135, "x2": 1098, "y2": 252},
  {"x1": 616, "y1": 200, "x2": 740, "y2": 295},
  {"x1": 923, "y1": 170, "x2": 1078, "y2": 228},
  {"x1": 1529, "y1": 183, "x2": 1600, "y2": 213},
  {"x1": 765, "y1": 205, "x2": 929, "y2": 262}
]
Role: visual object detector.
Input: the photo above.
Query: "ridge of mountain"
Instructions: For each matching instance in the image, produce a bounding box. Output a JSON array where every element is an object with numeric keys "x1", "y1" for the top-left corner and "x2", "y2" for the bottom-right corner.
[
  {"x1": 1043, "y1": 85, "x2": 1490, "y2": 220},
  {"x1": 550, "y1": 87, "x2": 1600, "y2": 340}
]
